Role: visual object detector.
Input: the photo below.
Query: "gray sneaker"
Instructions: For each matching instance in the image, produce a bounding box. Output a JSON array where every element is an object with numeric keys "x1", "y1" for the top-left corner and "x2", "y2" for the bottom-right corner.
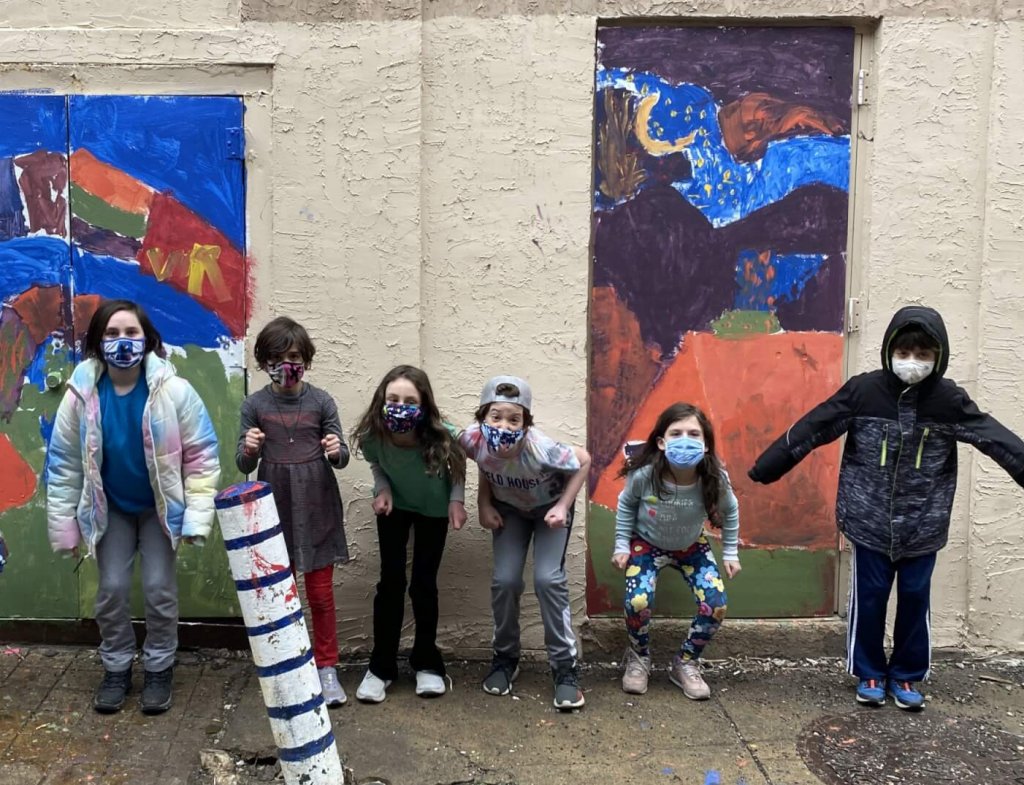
[
  {"x1": 482, "y1": 655, "x2": 519, "y2": 696},
  {"x1": 669, "y1": 656, "x2": 710, "y2": 700},
  {"x1": 621, "y1": 648, "x2": 651, "y2": 695},
  {"x1": 552, "y1": 662, "x2": 585, "y2": 710},
  {"x1": 318, "y1": 666, "x2": 347, "y2": 707}
]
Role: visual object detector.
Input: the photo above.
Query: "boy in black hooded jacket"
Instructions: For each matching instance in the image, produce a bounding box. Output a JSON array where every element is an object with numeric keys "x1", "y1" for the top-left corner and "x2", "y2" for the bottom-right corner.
[{"x1": 749, "y1": 305, "x2": 1024, "y2": 710}]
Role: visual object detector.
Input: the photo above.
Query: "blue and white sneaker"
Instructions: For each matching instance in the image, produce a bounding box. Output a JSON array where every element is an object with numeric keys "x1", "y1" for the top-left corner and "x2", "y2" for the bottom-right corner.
[
  {"x1": 887, "y1": 679, "x2": 925, "y2": 711},
  {"x1": 855, "y1": 678, "x2": 885, "y2": 706}
]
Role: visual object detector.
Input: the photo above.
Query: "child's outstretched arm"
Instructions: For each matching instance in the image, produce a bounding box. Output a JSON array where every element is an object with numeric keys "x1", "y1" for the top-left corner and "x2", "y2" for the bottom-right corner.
[
  {"x1": 320, "y1": 395, "x2": 350, "y2": 469},
  {"x1": 748, "y1": 379, "x2": 857, "y2": 484},
  {"x1": 951, "y1": 390, "x2": 1024, "y2": 485},
  {"x1": 178, "y1": 383, "x2": 222, "y2": 545},
  {"x1": 45, "y1": 390, "x2": 85, "y2": 555},
  {"x1": 612, "y1": 471, "x2": 641, "y2": 569},
  {"x1": 718, "y1": 483, "x2": 741, "y2": 579},
  {"x1": 544, "y1": 446, "x2": 591, "y2": 528},
  {"x1": 477, "y1": 468, "x2": 503, "y2": 530},
  {"x1": 236, "y1": 397, "x2": 262, "y2": 475}
]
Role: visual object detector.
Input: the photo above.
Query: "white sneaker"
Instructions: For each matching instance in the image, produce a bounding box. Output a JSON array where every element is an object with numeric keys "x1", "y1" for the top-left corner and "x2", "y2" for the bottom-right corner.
[
  {"x1": 415, "y1": 670, "x2": 446, "y2": 698},
  {"x1": 317, "y1": 667, "x2": 347, "y2": 707},
  {"x1": 355, "y1": 670, "x2": 391, "y2": 703}
]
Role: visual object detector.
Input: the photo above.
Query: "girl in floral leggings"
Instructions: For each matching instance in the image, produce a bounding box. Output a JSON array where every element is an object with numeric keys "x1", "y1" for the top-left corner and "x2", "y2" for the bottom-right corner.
[{"x1": 612, "y1": 402, "x2": 741, "y2": 699}]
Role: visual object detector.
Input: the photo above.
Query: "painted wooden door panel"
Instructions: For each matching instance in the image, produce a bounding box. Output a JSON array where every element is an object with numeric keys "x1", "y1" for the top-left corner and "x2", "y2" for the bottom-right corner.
[
  {"x1": 0, "y1": 94, "x2": 78, "y2": 617},
  {"x1": 587, "y1": 26, "x2": 854, "y2": 618},
  {"x1": 0, "y1": 94, "x2": 247, "y2": 619}
]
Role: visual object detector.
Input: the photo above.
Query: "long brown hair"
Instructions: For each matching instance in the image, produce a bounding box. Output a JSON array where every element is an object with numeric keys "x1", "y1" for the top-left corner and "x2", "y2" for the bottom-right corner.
[
  {"x1": 617, "y1": 402, "x2": 725, "y2": 527},
  {"x1": 83, "y1": 299, "x2": 164, "y2": 359},
  {"x1": 351, "y1": 365, "x2": 466, "y2": 486}
]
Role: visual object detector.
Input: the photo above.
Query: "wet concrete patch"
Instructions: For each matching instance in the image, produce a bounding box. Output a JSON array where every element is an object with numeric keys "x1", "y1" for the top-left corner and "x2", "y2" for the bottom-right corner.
[{"x1": 798, "y1": 709, "x2": 1024, "y2": 785}]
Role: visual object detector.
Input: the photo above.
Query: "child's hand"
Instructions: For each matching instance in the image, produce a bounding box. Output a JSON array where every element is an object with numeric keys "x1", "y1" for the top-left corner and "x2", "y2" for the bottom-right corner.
[
  {"x1": 321, "y1": 434, "x2": 342, "y2": 460},
  {"x1": 723, "y1": 560, "x2": 741, "y2": 579},
  {"x1": 449, "y1": 501, "x2": 467, "y2": 530},
  {"x1": 479, "y1": 503, "x2": 503, "y2": 530},
  {"x1": 244, "y1": 427, "x2": 265, "y2": 456},
  {"x1": 543, "y1": 503, "x2": 568, "y2": 528},
  {"x1": 372, "y1": 488, "x2": 393, "y2": 516},
  {"x1": 611, "y1": 553, "x2": 630, "y2": 570}
]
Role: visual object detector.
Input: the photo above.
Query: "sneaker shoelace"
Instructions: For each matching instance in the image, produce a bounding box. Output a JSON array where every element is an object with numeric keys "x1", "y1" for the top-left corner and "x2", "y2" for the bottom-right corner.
[
  {"x1": 625, "y1": 653, "x2": 648, "y2": 677},
  {"x1": 555, "y1": 667, "x2": 580, "y2": 688},
  {"x1": 491, "y1": 657, "x2": 517, "y2": 680}
]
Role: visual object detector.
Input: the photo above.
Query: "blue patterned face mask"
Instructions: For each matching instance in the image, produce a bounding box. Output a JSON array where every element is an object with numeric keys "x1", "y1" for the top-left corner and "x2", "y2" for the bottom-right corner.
[
  {"x1": 664, "y1": 436, "x2": 705, "y2": 469},
  {"x1": 101, "y1": 338, "x2": 145, "y2": 369},
  {"x1": 481, "y1": 422, "x2": 524, "y2": 453},
  {"x1": 383, "y1": 402, "x2": 424, "y2": 433}
]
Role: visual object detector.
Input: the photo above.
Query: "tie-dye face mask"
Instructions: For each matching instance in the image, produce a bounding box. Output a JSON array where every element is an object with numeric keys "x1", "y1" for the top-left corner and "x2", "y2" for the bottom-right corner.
[
  {"x1": 383, "y1": 402, "x2": 424, "y2": 433},
  {"x1": 481, "y1": 422, "x2": 525, "y2": 453},
  {"x1": 268, "y1": 361, "x2": 305, "y2": 389},
  {"x1": 101, "y1": 338, "x2": 145, "y2": 369}
]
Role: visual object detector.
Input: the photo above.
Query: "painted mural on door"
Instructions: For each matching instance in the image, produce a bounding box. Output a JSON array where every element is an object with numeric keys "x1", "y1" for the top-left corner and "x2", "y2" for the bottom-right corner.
[
  {"x1": 0, "y1": 94, "x2": 247, "y2": 619},
  {"x1": 588, "y1": 27, "x2": 854, "y2": 617}
]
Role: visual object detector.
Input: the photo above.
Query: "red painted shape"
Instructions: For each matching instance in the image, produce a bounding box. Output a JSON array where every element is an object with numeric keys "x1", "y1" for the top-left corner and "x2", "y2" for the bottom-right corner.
[
  {"x1": 0, "y1": 433, "x2": 37, "y2": 513},
  {"x1": 11, "y1": 286, "x2": 63, "y2": 344},
  {"x1": 591, "y1": 331, "x2": 843, "y2": 551},
  {"x1": 718, "y1": 93, "x2": 846, "y2": 163},
  {"x1": 15, "y1": 150, "x2": 68, "y2": 237},
  {"x1": 138, "y1": 193, "x2": 246, "y2": 337},
  {"x1": 584, "y1": 548, "x2": 615, "y2": 615}
]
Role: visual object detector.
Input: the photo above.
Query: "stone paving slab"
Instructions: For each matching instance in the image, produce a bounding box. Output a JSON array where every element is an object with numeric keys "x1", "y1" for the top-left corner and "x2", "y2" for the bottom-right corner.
[{"x1": 0, "y1": 644, "x2": 1021, "y2": 785}]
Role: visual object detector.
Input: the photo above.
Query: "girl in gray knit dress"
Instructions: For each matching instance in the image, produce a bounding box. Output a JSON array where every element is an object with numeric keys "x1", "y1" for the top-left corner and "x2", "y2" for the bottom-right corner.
[{"x1": 236, "y1": 317, "x2": 350, "y2": 706}]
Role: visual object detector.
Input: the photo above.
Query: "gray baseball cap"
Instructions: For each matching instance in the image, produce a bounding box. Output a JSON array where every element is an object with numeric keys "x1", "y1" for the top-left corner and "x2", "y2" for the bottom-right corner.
[{"x1": 479, "y1": 375, "x2": 532, "y2": 411}]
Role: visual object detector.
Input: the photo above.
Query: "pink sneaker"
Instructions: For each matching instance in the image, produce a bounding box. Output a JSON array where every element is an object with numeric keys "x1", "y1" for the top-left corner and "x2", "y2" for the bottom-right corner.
[{"x1": 669, "y1": 656, "x2": 710, "y2": 700}]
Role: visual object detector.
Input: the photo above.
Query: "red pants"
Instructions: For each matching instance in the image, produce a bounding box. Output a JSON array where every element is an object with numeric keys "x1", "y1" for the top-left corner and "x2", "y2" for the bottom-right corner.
[{"x1": 302, "y1": 565, "x2": 339, "y2": 667}]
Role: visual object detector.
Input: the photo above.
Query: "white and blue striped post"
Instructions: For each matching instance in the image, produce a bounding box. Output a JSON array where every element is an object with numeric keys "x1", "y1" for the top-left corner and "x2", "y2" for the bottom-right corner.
[{"x1": 215, "y1": 481, "x2": 343, "y2": 784}]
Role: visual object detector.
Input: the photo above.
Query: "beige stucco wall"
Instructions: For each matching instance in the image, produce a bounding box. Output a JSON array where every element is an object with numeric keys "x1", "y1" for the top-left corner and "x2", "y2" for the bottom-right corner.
[{"x1": 2, "y1": 0, "x2": 1022, "y2": 655}]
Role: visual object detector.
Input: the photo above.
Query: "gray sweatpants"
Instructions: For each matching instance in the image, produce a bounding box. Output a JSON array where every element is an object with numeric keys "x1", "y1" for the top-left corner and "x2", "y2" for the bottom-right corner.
[
  {"x1": 490, "y1": 500, "x2": 578, "y2": 667},
  {"x1": 95, "y1": 506, "x2": 178, "y2": 673}
]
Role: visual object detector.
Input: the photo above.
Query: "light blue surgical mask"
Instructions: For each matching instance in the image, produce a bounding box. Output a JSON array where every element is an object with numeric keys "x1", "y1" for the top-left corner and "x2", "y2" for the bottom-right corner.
[{"x1": 664, "y1": 436, "x2": 705, "y2": 469}]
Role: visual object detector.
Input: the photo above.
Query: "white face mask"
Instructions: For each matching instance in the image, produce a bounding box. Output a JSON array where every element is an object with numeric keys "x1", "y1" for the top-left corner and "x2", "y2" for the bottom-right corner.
[{"x1": 891, "y1": 356, "x2": 935, "y2": 385}]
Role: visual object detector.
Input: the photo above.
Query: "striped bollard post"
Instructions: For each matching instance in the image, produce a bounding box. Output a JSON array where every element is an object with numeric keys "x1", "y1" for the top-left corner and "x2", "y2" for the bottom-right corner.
[{"x1": 215, "y1": 481, "x2": 344, "y2": 784}]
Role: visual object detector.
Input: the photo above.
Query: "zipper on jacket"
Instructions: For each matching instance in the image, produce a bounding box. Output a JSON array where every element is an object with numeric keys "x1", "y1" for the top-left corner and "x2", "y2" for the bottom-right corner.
[
  {"x1": 880, "y1": 424, "x2": 889, "y2": 467},
  {"x1": 914, "y1": 427, "x2": 930, "y2": 469},
  {"x1": 887, "y1": 388, "x2": 909, "y2": 560}
]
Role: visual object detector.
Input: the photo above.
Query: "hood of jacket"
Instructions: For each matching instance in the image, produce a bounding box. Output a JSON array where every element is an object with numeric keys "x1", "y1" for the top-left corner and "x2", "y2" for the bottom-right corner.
[{"x1": 881, "y1": 305, "x2": 950, "y2": 380}]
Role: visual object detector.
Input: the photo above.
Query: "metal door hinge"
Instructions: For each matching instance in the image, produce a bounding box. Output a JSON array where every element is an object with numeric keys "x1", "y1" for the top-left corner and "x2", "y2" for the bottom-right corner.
[
  {"x1": 856, "y1": 69, "x2": 868, "y2": 106},
  {"x1": 847, "y1": 297, "x2": 862, "y2": 334},
  {"x1": 226, "y1": 127, "x2": 245, "y2": 160}
]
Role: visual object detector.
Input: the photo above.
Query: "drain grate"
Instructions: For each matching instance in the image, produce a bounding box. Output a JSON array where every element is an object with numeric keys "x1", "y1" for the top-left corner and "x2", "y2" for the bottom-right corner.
[{"x1": 798, "y1": 710, "x2": 1024, "y2": 785}]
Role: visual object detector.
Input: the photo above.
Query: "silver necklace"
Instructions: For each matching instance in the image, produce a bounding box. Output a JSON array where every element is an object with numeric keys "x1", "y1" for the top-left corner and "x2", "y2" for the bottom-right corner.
[{"x1": 271, "y1": 390, "x2": 304, "y2": 444}]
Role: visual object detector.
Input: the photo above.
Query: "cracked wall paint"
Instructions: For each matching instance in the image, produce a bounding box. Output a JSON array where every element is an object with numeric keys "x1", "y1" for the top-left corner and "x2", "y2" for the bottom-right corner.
[{"x1": 0, "y1": 2, "x2": 1022, "y2": 654}]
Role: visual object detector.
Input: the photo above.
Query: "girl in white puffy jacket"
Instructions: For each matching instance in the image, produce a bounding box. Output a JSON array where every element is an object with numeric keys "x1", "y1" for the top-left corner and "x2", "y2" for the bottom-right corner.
[{"x1": 46, "y1": 299, "x2": 220, "y2": 716}]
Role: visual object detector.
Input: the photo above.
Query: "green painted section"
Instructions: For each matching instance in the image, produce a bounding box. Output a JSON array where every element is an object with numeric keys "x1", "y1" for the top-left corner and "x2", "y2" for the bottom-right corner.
[
  {"x1": 0, "y1": 343, "x2": 242, "y2": 620},
  {"x1": 70, "y1": 184, "x2": 148, "y2": 239},
  {"x1": 586, "y1": 502, "x2": 836, "y2": 618},
  {"x1": 0, "y1": 350, "x2": 79, "y2": 617},
  {"x1": 711, "y1": 309, "x2": 781, "y2": 338},
  {"x1": 78, "y1": 346, "x2": 243, "y2": 619}
]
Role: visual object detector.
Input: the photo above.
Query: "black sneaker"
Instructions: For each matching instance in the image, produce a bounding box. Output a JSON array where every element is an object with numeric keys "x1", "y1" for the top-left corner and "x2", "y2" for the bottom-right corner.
[
  {"x1": 482, "y1": 655, "x2": 519, "y2": 696},
  {"x1": 140, "y1": 666, "x2": 174, "y2": 715},
  {"x1": 94, "y1": 668, "x2": 132, "y2": 714},
  {"x1": 552, "y1": 662, "x2": 585, "y2": 711}
]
